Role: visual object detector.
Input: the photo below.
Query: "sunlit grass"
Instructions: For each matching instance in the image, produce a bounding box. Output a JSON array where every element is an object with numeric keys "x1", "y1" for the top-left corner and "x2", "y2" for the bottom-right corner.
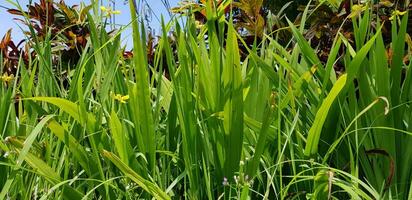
[{"x1": 1, "y1": 0, "x2": 412, "y2": 199}]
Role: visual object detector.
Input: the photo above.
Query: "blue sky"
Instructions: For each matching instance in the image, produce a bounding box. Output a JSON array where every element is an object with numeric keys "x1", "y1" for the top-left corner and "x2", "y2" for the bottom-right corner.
[{"x1": 0, "y1": 0, "x2": 180, "y2": 46}]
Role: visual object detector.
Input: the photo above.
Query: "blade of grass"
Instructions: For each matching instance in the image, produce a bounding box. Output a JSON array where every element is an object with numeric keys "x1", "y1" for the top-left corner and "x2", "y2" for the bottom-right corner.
[
  {"x1": 222, "y1": 18, "x2": 244, "y2": 178},
  {"x1": 101, "y1": 150, "x2": 170, "y2": 200},
  {"x1": 128, "y1": 0, "x2": 156, "y2": 173},
  {"x1": 304, "y1": 74, "x2": 347, "y2": 157}
]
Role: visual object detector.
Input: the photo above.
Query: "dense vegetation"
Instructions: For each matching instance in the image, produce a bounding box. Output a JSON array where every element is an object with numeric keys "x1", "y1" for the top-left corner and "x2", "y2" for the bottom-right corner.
[{"x1": 1, "y1": 0, "x2": 412, "y2": 199}]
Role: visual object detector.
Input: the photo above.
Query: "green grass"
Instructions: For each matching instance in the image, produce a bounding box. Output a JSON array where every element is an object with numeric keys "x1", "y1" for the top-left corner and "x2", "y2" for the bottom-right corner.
[{"x1": 1, "y1": 0, "x2": 412, "y2": 199}]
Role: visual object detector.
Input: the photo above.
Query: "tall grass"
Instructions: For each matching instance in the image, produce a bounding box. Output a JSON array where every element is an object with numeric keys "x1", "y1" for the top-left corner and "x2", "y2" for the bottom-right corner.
[{"x1": 1, "y1": 0, "x2": 412, "y2": 199}]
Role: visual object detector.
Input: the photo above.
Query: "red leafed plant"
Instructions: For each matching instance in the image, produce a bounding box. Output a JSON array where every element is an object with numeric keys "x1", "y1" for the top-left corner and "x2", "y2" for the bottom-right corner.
[
  {"x1": 0, "y1": 29, "x2": 32, "y2": 77},
  {"x1": 6, "y1": 0, "x2": 92, "y2": 66}
]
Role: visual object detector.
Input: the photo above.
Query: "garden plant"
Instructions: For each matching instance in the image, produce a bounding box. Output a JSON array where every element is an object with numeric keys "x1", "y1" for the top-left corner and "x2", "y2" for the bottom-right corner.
[{"x1": 1, "y1": 0, "x2": 412, "y2": 199}]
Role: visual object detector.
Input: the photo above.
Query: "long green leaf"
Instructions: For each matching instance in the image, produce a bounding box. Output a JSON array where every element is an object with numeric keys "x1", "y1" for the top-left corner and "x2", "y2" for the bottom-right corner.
[
  {"x1": 101, "y1": 150, "x2": 170, "y2": 200},
  {"x1": 304, "y1": 74, "x2": 347, "y2": 157}
]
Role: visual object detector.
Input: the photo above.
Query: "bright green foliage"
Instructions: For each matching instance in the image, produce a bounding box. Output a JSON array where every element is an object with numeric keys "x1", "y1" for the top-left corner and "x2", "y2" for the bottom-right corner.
[{"x1": 1, "y1": 0, "x2": 412, "y2": 199}]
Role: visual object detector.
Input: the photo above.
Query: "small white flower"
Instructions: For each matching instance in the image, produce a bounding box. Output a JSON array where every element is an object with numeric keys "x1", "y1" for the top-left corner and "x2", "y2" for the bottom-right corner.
[
  {"x1": 222, "y1": 177, "x2": 229, "y2": 186},
  {"x1": 234, "y1": 175, "x2": 239, "y2": 184}
]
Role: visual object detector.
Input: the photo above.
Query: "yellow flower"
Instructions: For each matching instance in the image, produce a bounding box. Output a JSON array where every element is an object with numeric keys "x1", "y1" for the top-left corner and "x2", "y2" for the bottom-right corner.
[
  {"x1": 100, "y1": 6, "x2": 121, "y2": 17},
  {"x1": 0, "y1": 73, "x2": 14, "y2": 84},
  {"x1": 348, "y1": 4, "x2": 367, "y2": 18},
  {"x1": 389, "y1": 10, "x2": 407, "y2": 20},
  {"x1": 195, "y1": 20, "x2": 204, "y2": 29},
  {"x1": 111, "y1": 10, "x2": 121, "y2": 15},
  {"x1": 379, "y1": 0, "x2": 393, "y2": 7},
  {"x1": 113, "y1": 93, "x2": 130, "y2": 103}
]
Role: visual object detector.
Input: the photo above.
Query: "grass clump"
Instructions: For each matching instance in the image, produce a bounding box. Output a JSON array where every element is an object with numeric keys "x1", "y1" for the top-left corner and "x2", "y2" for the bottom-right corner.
[{"x1": 1, "y1": 0, "x2": 412, "y2": 199}]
